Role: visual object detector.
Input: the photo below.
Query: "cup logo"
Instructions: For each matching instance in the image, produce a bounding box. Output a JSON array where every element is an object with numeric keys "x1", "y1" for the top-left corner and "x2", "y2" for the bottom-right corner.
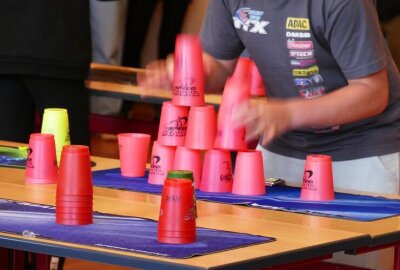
[
  {"x1": 302, "y1": 170, "x2": 316, "y2": 190},
  {"x1": 219, "y1": 161, "x2": 233, "y2": 182},
  {"x1": 173, "y1": 78, "x2": 200, "y2": 97},
  {"x1": 26, "y1": 148, "x2": 34, "y2": 168},
  {"x1": 184, "y1": 203, "x2": 196, "y2": 221},
  {"x1": 162, "y1": 117, "x2": 187, "y2": 137},
  {"x1": 150, "y1": 155, "x2": 164, "y2": 176}
]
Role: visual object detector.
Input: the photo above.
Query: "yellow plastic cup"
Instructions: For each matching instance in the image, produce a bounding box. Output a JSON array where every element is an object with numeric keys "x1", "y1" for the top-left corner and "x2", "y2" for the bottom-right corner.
[{"x1": 41, "y1": 108, "x2": 71, "y2": 164}]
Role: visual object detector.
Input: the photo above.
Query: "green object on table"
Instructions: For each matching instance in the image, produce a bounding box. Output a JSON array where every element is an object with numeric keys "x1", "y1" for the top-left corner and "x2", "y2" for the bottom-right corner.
[{"x1": 0, "y1": 145, "x2": 28, "y2": 158}]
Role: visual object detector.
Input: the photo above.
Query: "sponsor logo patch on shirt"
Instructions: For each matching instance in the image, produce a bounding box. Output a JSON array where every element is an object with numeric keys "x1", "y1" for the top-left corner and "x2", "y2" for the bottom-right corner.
[
  {"x1": 233, "y1": 7, "x2": 270, "y2": 34},
  {"x1": 286, "y1": 17, "x2": 310, "y2": 30}
]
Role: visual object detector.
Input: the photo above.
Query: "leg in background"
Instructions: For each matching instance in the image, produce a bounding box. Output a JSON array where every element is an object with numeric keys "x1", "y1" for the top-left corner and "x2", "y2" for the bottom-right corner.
[
  {"x1": 158, "y1": 0, "x2": 191, "y2": 59},
  {"x1": 121, "y1": 0, "x2": 158, "y2": 67},
  {"x1": 0, "y1": 75, "x2": 36, "y2": 143},
  {"x1": 25, "y1": 76, "x2": 91, "y2": 147}
]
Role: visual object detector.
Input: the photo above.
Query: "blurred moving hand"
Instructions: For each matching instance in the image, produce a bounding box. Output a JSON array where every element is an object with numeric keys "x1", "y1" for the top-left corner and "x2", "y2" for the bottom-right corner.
[
  {"x1": 137, "y1": 54, "x2": 175, "y2": 97},
  {"x1": 232, "y1": 98, "x2": 292, "y2": 146}
]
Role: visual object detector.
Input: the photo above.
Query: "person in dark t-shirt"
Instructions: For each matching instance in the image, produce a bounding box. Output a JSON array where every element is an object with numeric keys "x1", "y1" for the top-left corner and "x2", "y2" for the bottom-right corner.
[{"x1": 139, "y1": 1, "x2": 400, "y2": 268}]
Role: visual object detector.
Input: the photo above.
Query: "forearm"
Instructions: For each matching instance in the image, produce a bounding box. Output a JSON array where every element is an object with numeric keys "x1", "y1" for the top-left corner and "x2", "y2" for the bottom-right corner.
[
  {"x1": 286, "y1": 69, "x2": 389, "y2": 130},
  {"x1": 202, "y1": 53, "x2": 237, "y2": 93}
]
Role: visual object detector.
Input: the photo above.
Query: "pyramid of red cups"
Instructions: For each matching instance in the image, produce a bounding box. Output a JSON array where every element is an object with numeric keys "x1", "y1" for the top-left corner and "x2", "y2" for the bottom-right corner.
[{"x1": 149, "y1": 33, "x2": 267, "y2": 197}]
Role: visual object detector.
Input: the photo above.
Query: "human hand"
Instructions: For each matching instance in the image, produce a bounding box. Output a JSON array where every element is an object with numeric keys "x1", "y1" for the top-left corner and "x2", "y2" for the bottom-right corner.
[
  {"x1": 137, "y1": 54, "x2": 174, "y2": 97},
  {"x1": 231, "y1": 98, "x2": 293, "y2": 145}
]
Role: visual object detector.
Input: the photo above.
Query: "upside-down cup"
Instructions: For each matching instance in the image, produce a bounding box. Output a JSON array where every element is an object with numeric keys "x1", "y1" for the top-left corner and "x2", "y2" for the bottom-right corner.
[
  {"x1": 25, "y1": 133, "x2": 58, "y2": 184},
  {"x1": 57, "y1": 145, "x2": 93, "y2": 196},
  {"x1": 158, "y1": 172, "x2": 196, "y2": 244},
  {"x1": 56, "y1": 145, "x2": 93, "y2": 225},
  {"x1": 172, "y1": 34, "x2": 205, "y2": 107},
  {"x1": 214, "y1": 58, "x2": 251, "y2": 151},
  {"x1": 200, "y1": 149, "x2": 233, "y2": 193},
  {"x1": 232, "y1": 150, "x2": 266, "y2": 196},
  {"x1": 157, "y1": 101, "x2": 189, "y2": 146},
  {"x1": 118, "y1": 133, "x2": 151, "y2": 177},
  {"x1": 173, "y1": 146, "x2": 202, "y2": 189},
  {"x1": 249, "y1": 60, "x2": 266, "y2": 97},
  {"x1": 41, "y1": 108, "x2": 71, "y2": 164},
  {"x1": 185, "y1": 105, "x2": 216, "y2": 150},
  {"x1": 300, "y1": 155, "x2": 335, "y2": 201},
  {"x1": 148, "y1": 141, "x2": 176, "y2": 185}
]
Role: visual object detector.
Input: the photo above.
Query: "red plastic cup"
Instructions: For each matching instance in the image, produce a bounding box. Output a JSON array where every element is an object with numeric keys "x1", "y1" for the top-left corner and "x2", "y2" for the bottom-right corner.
[
  {"x1": 25, "y1": 133, "x2": 58, "y2": 184},
  {"x1": 118, "y1": 133, "x2": 151, "y2": 177},
  {"x1": 55, "y1": 202, "x2": 92, "y2": 208},
  {"x1": 148, "y1": 141, "x2": 176, "y2": 185},
  {"x1": 56, "y1": 195, "x2": 93, "y2": 202},
  {"x1": 56, "y1": 145, "x2": 93, "y2": 225},
  {"x1": 215, "y1": 58, "x2": 251, "y2": 151},
  {"x1": 232, "y1": 150, "x2": 266, "y2": 196},
  {"x1": 172, "y1": 34, "x2": 205, "y2": 107},
  {"x1": 249, "y1": 59, "x2": 266, "y2": 97},
  {"x1": 55, "y1": 205, "x2": 93, "y2": 213},
  {"x1": 173, "y1": 146, "x2": 202, "y2": 189},
  {"x1": 55, "y1": 217, "x2": 93, "y2": 226},
  {"x1": 57, "y1": 145, "x2": 93, "y2": 196},
  {"x1": 157, "y1": 101, "x2": 189, "y2": 146},
  {"x1": 200, "y1": 149, "x2": 233, "y2": 193},
  {"x1": 185, "y1": 105, "x2": 216, "y2": 150},
  {"x1": 158, "y1": 176, "x2": 196, "y2": 244},
  {"x1": 300, "y1": 155, "x2": 335, "y2": 201}
]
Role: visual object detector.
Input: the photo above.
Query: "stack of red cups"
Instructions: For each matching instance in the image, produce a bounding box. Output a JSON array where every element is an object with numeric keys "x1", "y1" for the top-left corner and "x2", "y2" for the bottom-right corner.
[{"x1": 56, "y1": 145, "x2": 93, "y2": 225}]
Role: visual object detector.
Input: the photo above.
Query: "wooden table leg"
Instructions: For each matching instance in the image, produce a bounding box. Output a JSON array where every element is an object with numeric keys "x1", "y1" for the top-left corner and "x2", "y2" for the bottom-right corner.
[
  {"x1": 12, "y1": 250, "x2": 27, "y2": 270},
  {"x1": 36, "y1": 254, "x2": 51, "y2": 270},
  {"x1": 394, "y1": 244, "x2": 400, "y2": 270},
  {"x1": 0, "y1": 248, "x2": 9, "y2": 270}
]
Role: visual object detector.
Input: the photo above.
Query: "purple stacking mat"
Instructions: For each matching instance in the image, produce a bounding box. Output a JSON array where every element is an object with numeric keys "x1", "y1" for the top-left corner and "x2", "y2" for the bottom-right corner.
[
  {"x1": 93, "y1": 168, "x2": 400, "y2": 222},
  {"x1": 0, "y1": 199, "x2": 274, "y2": 259}
]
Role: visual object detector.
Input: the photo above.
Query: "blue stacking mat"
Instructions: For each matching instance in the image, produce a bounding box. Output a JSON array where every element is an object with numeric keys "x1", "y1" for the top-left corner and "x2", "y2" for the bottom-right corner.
[
  {"x1": 93, "y1": 168, "x2": 400, "y2": 221},
  {"x1": 0, "y1": 199, "x2": 274, "y2": 259}
]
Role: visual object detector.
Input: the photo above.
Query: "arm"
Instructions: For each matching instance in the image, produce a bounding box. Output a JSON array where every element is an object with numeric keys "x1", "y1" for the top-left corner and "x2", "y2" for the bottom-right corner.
[
  {"x1": 203, "y1": 52, "x2": 237, "y2": 93},
  {"x1": 234, "y1": 68, "x2": 389, "y2": 144},
  {"x1": 137, "y1": 52, "x2": 238, "y2": 94}
]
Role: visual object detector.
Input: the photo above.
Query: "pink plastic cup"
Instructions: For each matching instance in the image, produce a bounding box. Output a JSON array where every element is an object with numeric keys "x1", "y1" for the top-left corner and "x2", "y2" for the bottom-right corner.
[
  {"x1": 25, "y1": 133, "x2": 58, "y2": 184},
  {"x1": 157, "y1": 101, "x2": 189, "y2": 146},
  {"x1": 200, "y1": 149, "x2": 233, "y2": 193},
  {"x1": 249, "y1": 60, "x2": 266, "y2": 97},
  {"x1": 185, "y1": 105, "x2": 216, "y2": 150},
  {"x1": 118, "y1": 133, "x2": 151, "y2": 177},
  {"x1": 148, "y1": 141, "x2": 176, "y2": 185},
  {"x1": 172, "y1": 34, "x2": 205, "y2": 107},
  {"x1": 232, "y1": 150, "x2": 266, "y2": 196},
  {"x1": 215, "y1": 58, "x2": 251, "y2": 151},
  {"x1": 300, "y1": 155, "x2": 335, "y2": 201},
  {"x1": 173, "y1": 146, "x2": 202, "y2": 189}
]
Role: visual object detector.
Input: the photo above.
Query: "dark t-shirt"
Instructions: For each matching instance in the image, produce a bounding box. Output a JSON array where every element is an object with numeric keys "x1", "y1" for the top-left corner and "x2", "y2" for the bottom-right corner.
[
  {"x1": 0, "y1": 0, "x2": 91, "y2": 79},
  {"x1": 200, "y1": 0, "x2": 400, "y2": 161}
]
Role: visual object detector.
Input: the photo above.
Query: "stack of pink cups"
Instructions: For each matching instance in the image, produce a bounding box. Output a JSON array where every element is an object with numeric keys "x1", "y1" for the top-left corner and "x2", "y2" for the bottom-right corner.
[
  {"x1": 215, "y1": 57, "x2": 251, "y2": 151},
  {"x1": 150, "y1": 34, "x2": 217, "y2": 189},
  {"x1": 56, "y1": 145, "x2": 93, "y2": 225}
]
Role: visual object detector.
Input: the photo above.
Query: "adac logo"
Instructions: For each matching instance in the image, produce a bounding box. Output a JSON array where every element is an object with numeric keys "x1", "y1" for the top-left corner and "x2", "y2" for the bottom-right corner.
[
  {"x1": 233, "y1": 7, "x2": 269, "y2": 34},
  {"x1": 286, "y1": 17, "x2": 310, "y2": 30}
]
